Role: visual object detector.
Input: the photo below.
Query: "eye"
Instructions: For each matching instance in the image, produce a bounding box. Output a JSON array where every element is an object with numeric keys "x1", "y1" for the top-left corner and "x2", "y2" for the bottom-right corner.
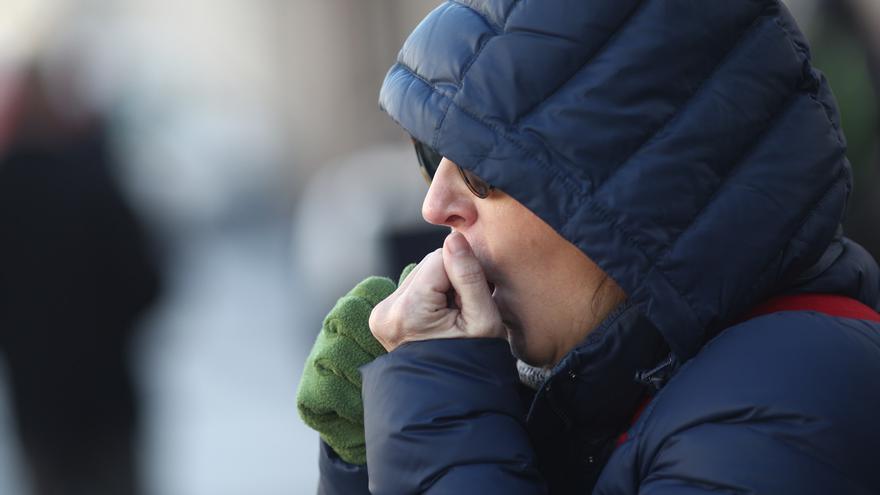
[
  {"x1": 412, "y1": 137, "x2": 494, "y2": 198},
  {"x1": 412, "y1": 138, "x2": 442, "y2": 185},
  {"x1": 458, "y1": 166, "x2": 493, "y2": 199}
]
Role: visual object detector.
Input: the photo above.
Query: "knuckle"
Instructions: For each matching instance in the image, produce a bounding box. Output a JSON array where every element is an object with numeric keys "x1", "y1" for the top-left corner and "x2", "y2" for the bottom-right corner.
[
  {"x1": 420, "y1": 249, "x2": 440, "y2": 266},
  {"x1": 397, "y1": 291, "x2": 417, "y2": 310},
  {"x1": 368, "y1": 305, "x2": 388, "y2": 335},
  {"x1": 370, "y1": 300, "x2": 405, "y2": 344}
]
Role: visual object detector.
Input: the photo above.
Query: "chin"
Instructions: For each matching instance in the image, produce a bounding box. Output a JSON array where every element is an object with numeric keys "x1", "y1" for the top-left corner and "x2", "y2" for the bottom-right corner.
[
  {"x1": 507, "y1": 329, "x2": 549, "y2": 367},
  {"x1": 499, "y1": 296, "x2": 549, "y2": 365}
]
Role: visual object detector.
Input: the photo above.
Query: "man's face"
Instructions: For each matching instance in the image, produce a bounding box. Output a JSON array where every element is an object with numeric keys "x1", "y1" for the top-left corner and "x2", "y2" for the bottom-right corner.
[{"x1": 421, "y1": 158, "x2": 623, "y2": 367}]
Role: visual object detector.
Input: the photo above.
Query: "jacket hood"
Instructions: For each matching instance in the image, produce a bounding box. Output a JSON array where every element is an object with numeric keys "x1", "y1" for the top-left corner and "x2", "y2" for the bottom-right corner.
[{"x1": 379, "y1": 0, "x2": 864, "y2": 360}]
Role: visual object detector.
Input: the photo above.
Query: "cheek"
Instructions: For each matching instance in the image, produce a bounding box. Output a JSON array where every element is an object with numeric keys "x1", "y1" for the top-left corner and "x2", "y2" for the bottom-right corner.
[
  {"x1": 480, "y1": 233, "x2": 541, "y2": 289},
  {"x1": 495, "y1": 289, "x2": 555, "y2": 365}
]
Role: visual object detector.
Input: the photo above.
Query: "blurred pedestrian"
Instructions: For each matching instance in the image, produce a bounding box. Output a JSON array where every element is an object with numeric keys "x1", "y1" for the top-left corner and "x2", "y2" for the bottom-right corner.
[{"x1": 0, "y1": 65, "x2": 161, "y2": 495}]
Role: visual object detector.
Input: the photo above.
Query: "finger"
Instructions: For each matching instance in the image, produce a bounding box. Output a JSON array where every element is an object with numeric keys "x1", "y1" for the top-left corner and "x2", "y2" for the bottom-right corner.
[
  {"x1": 442, "y1": 232, "x2": 497, "y2": 325},
  {"x1": 407, "y1": 249, "x2": 451, "y2": 301},
  {"x1": 299, "y1": 353, "x2": 364, "y2": 422},
  {"x1": 345, "y1": 276, "x2": 396, "y2": 307},
  {"x1": 396, "y1": 250, "x2": 436, "y2": 292},
  {"x1": 398, "y1": 263, "x2": 418, "y2": 287},
  {"x1": 323, "y1": 297, "x2": 387, "y2": 359},
  {"x1": 369, "y1": 250, "x2": 451, "y2": 351}
]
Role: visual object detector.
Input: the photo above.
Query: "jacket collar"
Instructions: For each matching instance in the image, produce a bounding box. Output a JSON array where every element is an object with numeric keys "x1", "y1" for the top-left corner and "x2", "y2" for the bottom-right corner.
[{"x1": 525, "y1": 301, "x2": 667, "y2": 492}]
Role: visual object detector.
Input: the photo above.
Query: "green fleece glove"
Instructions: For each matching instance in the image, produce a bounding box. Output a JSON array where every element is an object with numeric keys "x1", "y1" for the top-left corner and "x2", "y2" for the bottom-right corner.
[{"x1": 297, "y1": 264, "x2": 417, "y2": 465}]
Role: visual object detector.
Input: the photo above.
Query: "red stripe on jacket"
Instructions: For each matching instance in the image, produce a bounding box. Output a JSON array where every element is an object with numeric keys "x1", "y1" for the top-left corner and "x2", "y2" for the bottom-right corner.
[{"x1": 616, "y1": 293, "x2": 880, "y2": 447}]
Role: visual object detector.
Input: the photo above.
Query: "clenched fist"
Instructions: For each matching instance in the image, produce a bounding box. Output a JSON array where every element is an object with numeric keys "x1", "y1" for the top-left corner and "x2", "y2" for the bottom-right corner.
[{"x1": 369, "y1": 232, "x2": 507, "y2": 351}]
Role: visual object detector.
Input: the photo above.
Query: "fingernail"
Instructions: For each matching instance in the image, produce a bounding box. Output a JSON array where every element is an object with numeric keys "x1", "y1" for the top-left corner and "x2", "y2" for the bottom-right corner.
[{"x1": 447, "y1": 232, "x2": 468, "y2": 255}]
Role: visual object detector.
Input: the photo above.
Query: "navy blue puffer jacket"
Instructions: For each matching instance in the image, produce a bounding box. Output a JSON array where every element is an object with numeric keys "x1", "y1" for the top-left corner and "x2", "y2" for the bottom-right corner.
[{"x1": 317, "y1": 1, "x2": 880, "y2": 493}]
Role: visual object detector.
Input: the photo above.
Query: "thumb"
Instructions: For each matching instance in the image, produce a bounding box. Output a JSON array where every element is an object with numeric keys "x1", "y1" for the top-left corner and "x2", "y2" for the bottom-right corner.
[{"x1": 442, "y1": 232, "x2": 496, "y2": 325}]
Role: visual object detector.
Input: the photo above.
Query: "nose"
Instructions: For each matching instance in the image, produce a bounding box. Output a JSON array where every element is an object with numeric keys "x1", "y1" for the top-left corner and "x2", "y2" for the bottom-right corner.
[{"x1": 421, "y1": 158, "x2": 478, "y2": 229}]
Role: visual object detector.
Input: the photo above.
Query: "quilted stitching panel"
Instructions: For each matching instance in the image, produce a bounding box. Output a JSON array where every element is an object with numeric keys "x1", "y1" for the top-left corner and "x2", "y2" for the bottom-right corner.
[
  {"x1": 592, "y1": 12, "x2": 802, "y2": 255},
  {"x1": 378, "y1": 0, "x2": 849, "y2": 359},
  {"x1": 397, "y1": 2, "x2": 495, "y2": 94}
]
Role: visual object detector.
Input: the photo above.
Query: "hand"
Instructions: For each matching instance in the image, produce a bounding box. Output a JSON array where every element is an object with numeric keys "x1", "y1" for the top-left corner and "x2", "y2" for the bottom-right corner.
[
  {"x1": 369, "y1": 232, "x2": 507, "y2": 351},
  {"x1": 296, "y1": 268, "x2": 414, "y2": 466}
]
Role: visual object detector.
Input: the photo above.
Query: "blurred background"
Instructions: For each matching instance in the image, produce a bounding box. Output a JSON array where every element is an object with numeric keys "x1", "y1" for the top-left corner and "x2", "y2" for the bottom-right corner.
[{"x1": 0, "y1": 0, "x2": 876, "y2": 493}]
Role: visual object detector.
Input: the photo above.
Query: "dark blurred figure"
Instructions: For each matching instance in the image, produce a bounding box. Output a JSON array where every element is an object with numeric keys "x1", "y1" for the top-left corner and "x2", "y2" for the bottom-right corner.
[
  {"x1": 0, "y1": 66, "x2": 160, "y2": 495},
  {"x1": 810, "y1": 0, "x2": 880, "y2": 260}
]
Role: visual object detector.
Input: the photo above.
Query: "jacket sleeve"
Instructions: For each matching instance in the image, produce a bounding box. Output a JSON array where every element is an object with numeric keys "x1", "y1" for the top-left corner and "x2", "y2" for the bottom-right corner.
[
  {"x1": 317, "y1": 440, "x2": 370, "y2": 495},
  {"x1": 360, "y1": 338, "x2": 547, "y2": 495}
]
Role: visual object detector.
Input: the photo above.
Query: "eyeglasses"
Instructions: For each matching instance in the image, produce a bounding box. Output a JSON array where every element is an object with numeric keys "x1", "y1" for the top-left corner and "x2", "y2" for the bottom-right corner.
[{"x1": 412, "y1": 138, "x2": 494, "y2": 199}]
